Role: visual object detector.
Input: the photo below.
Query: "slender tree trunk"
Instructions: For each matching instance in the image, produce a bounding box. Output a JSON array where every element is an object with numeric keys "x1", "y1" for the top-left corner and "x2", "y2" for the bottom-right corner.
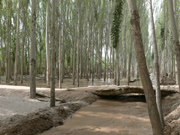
[
  {"x1": 0, "y1": 60, "x2": 1, "y2": 84},
  {"x1": 72, "y1": 28, "x2": 76, "y2": 85},
  {"x1": 86, "y1": 22, "x2": 90, "y2": 81},
  {"x1": 77, "y1": 38, "x2": 79, "y2": 87},
  {"x1": 21, "y1": 1, "x2": 28, "y2": 84},
  {"x1": 164, "y1": 0, "x2": 168, "y2": 74},
  {"x1": 27, "y1": 37, "x2": 30, "y2": 74},
  {"x1": 30, "y1": 0, "x2": 36, "y2": 99},
  {"x1": 45, "y1": 0, "x2": 50, "y2": 87},
  {"x1": 116, "y1": 45, "x2": 120, "y2": 86},
  {"x1": 127, "y1": 35, "x2": 133, "y2": 85},
  {"x1": 59, "y1": 26, "x2": 62, "y2": 88},
  {"x1": 14, "y1": 0, "x2": 20, "y2": 85},
  {"x1": 172, "y1": 0, "x2": 178, "y2": 85},
  {"x1": 104, "y1": 29, "x2": 108, "y2": 82},
  {"x1": 6, "y1": 1, "x2": 11, "y2": 84},
  {"x1": 168, "y1": 0, "x2": 180, "y2": 92},
  {"x1": 110, "y1": 47, "x2": 112, "y2": 79},
  {"x1": 76, "y1": 0, "x2": 81, "y2": 87},
  {"x1": 126, "y1": 0, "x2": 163, "y2": 134},
  {"x1": 113, "y1": 48, "x2": 115, "y2": 80},
  {"x1": 122, "y1": 7, "x2": 127, "y2": 78},
  {"x1": 92, "y1": 25, "x2": 95, "y2": 83},
  {"x1": 149, "y1": 0, "x2": 164, "y2": 128},
  {"x1": 50, "y1": 0, "x2": 56, "y2": 107}
]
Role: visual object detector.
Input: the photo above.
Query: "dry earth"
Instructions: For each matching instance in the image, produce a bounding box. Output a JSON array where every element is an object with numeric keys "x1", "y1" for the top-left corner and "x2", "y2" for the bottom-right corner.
[{"x1": 0, "y1": 84, "x2": 180, "y2": 135}]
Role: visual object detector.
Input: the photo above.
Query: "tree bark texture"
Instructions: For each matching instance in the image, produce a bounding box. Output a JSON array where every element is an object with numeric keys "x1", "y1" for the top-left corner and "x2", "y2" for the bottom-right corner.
[
  {"x1": 50, "y1": 0, "x2": 56, "y2": 107},
  {"x1": 126, "y1": 0, "x2": 163, "y2": 135},
  {"x1": 45, "y1": 0, "x2": 50, "y2": 88},
  {"x1": 21, "y1": 1, "x2": 28, "y2": 84},
  {"x1": 168, "y1": 0, "x2": 180, "y2": 92},
  {"x1": 127, "y1": 34, "x2": 133, "y2": 86},
  {"x1": 6, "y1": 1, "x2": 11, "y2": 84},
  {"x1": 30, "y1": 0, "x2": 36, "y2": 99},
  {"x1": 149, "y1": 0, "x2": 164, "y2": 128}
]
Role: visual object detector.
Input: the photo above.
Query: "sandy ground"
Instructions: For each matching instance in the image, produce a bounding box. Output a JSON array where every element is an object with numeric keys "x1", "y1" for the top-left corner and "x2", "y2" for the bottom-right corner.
[
  {"x1": 0, "y1": 85, "x2": 68, "y2": 120},
  {"x1": 40, "y1": 99, "x2": 152, "y2": 135}
]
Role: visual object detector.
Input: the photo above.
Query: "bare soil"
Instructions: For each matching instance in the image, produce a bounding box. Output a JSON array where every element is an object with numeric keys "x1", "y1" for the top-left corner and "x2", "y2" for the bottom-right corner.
[
  {"x1": 162, "y1": 93, "x2": 180, "y2": 135},
  {"x1": 0, "y1": 85, "x2": 98, "y2": 135},
  {"x1": 0, "y1": 77, "x2": 179, "y2": 135}
]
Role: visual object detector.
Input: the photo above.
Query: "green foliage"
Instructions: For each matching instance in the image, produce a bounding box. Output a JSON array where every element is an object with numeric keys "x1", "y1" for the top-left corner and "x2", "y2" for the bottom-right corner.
[{"x1": 111, "y1": 0, "x2": 124, "y2": 48}]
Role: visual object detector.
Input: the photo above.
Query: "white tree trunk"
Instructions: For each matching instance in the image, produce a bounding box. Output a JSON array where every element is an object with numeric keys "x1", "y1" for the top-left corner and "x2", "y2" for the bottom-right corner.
[
  {"x1": 149, "y1": 0, "x2": 164, "y2": 128},
  {"x1": 45, "y1": 0, "x2": 50, "y2": 87}
]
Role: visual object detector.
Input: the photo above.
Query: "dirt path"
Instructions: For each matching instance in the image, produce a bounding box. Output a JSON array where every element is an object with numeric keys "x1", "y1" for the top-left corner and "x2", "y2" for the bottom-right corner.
[{"x1": 40, "y1": 99, "x2": 152, "y2": 135}]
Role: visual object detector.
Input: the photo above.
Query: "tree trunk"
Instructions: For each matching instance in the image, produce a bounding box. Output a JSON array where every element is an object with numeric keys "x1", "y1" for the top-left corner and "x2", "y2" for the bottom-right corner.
[
  {"x1": 122, "y1": 7, "x2": 127, "y2": 78},
  {"x1": 168, "y1": 0, "x2": 180, "y2": 92},
  {"x1": 77, "y1": 0, "x2": 81, "y2": 87},
  {"x1": 149, "y1": 0, "x2": 164, "y2": 128},
  {"x1": 21, "y1": 1, "x2": 28, "y2": 84},
  {"x1": 104, "y1": 29, "x2": 108, "y2": 82},
  {"x1": 0, "y1": 60, "x2": 1, "y2": 84},
  {"x1": 6, "y1": 1, "x2": 11, "y2": 84},
  {"x1": 72, "y1": 27, "x2": 76, "y2": 85},
  {"x1": 14, "y1": 0, "x2": 20, "y2": 85},
  {"x1": 30, "y1": 0, "x2": 36, "y2": 99},
  {"x1": 45, "y1": 0, "x2": 50, "y2": 88},
  {"x1": 59, "y1": 26, "x2": 62, "y2": 88},
  {"x1": 126, "y1": 0, "x2": 163, "y2": 134},
  {"x1": 50, "y1": 0, "x2": 56, "y2": 107},
  {"x1": 92, "y1": 24, "x2": 95, "y2": 83},
  {"x1": 116, "y1": 45, "x2": 120, "y2": 86},
  {"x1": 172, "y1": 0, "x2": 178, "y2": 84},
  {"x1": 127, "y1": 35, "x2": 133, "y2": 86}
]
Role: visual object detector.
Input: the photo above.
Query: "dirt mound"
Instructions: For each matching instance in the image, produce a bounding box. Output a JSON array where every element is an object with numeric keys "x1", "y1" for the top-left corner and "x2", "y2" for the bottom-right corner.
[
  {"x1": 0, "y1": 88, "x2": 97, "y2": 135},
  {"x1": 163, "y1": 93, "x2": 180, "y2": 135},
  {"x1": 0, "y1": 101, "x2": 96, "y2": 135},
  {"x1": 164, "y1": 106, "x2": 180, "y2": 135},
  {"x1": 160, "y1": 74, "x2": 176, "y2": 85}
]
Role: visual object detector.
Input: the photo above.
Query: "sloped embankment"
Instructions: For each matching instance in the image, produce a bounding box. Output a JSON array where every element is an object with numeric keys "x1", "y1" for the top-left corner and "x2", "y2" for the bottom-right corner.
[
  {"x1": 163, "y1": 93, "x2": 180, "y2": 135},
  {"x1": 0, "y1": 89, "x2": 97, "y2": 135}
]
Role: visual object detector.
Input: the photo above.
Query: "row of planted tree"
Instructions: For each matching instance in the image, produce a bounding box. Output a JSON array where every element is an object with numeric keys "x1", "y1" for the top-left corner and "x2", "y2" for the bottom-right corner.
[{"x1": 0, "y1": 0, "x2": 176, "y2": 88}]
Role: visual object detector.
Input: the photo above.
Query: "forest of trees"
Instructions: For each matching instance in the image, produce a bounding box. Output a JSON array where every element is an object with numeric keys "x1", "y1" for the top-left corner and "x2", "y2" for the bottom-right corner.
[
  {"x1": 0, "y1": 0, "x2": 180, "y2": 134},
  {"x1": 0, "y1": 0, "x2": 149, "y2": 87}
]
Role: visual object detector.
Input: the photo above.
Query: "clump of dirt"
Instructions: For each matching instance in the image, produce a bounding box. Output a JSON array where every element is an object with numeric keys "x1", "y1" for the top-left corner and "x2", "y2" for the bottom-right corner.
[{"x1": 163, "y1": 93, "x2": 180, "y2": 135}]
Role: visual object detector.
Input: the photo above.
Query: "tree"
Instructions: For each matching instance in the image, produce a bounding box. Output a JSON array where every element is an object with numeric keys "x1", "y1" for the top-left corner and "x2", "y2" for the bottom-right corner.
[
  {"x1": 14, "y1": 0, "x2": 20, "y2": 85},
  {"x1": 126, "y1": 0, "x2": 163, "y2": 134},
  {"x1": 111, "y1": 0, "x2": 124, "y2": 85},
  {"x1": 149, "y1": 0, "x2": 164, "y2": 128},
  {"x1": 6, "y1": 0, "x2": 11, "y2": 84},
  {"x1": 45, "y1": 0, "x2": 50, "y2": 88},
  {"x1": 30, "y1": 0, "x2": 37, "y2": 99},
  {"x1": 50, "y1": 0, "x2": 56, "y2": 107},
  {"x1": 21, "y1": 0, "x2": 29, "y2": 84},
  {"x1": 168, "y1": 0, "x2": 180, "y2": 92},
  {"x1": 127, "y1": 34, "x2": 133, "y2": 85}
]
